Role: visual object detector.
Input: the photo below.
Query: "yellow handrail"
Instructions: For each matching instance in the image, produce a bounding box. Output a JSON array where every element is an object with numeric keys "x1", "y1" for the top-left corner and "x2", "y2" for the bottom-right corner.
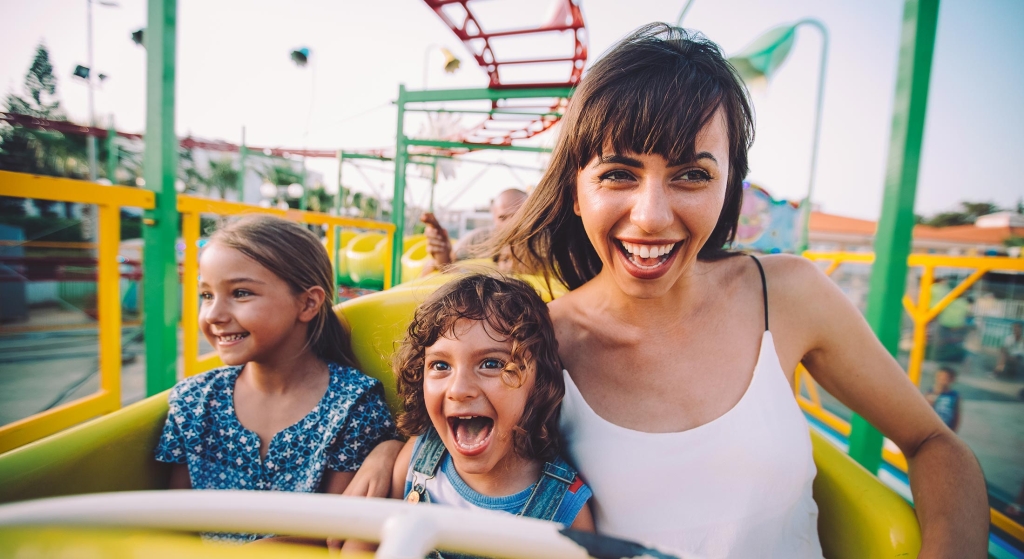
[
  {"x1": 0, "y1": 172, "x2": 155, "y2": 453},
  {"x1": 176, "y1": 195, "x2": 396, "y2": 378}
]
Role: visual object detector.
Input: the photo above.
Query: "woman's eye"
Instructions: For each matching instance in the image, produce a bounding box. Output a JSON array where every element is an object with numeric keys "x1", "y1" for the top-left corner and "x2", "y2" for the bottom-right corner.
[
  {"x1": 678, "y1": 169, "x2": 712, "y2": 182},
  {"x1": 481, "y1": 358, "x2": 505, "y2": 370},
  {"x1": 599, "y1": 170, "x2": 635, "y2": 183}
]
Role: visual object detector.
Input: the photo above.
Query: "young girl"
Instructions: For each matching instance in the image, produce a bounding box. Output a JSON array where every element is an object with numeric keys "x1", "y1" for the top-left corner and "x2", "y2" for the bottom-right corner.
[
  {"x1": 155, "y1": 215, "x2": 396, "y2": 543},
  {"x1": 388, "y1": 274, "x2": 593, "y2": 535}
]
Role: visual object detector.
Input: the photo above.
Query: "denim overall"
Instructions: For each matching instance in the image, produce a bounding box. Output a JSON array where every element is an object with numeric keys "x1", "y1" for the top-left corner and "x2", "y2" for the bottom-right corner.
[{"x1": 407, "y1": 427, "x2": 581, "y2": 559}]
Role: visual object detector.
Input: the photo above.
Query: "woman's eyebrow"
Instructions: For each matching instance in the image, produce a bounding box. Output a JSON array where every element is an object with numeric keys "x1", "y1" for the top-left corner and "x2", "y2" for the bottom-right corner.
[
  {"x1": 669, "y1": 151, "x2": 719, "y2": 166},
  {"x1": 599, "y1": 154, "x2": 643, "y2": 167}
]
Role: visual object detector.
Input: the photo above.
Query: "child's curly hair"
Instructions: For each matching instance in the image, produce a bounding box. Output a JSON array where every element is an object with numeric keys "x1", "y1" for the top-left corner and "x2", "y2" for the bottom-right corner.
[{"x1": 395, "y1": 273, "x2": 564, "y2": 462}]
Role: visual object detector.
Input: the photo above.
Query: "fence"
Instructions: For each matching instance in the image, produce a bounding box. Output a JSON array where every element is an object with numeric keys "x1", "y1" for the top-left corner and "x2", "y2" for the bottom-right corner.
[{"x1": 0, "y1": 171, "x2": 394, "y2": 453}]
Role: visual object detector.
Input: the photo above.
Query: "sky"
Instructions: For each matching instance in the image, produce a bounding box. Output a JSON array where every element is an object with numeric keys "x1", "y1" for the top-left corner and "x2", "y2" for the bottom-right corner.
[{"x1": 2, "y1": 0, "x2": 1023, "y2": 220}]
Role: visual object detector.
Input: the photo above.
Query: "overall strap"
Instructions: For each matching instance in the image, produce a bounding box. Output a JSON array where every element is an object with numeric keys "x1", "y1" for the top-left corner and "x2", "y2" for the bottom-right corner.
[
  {"x1": 519, "y1": 458, "x2": 576, "y2": 521},
  {"x1": 749, "y1": 255, "x2": 769, "y2": 331},
  {"x1": 412, "y1": 426, "x2": 448, "y2": 477}
]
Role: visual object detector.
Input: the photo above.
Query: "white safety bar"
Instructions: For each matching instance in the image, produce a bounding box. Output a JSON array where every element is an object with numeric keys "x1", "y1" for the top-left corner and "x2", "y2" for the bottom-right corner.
[{"x1": 0, "y1": 491, "x2": 697, "y2": 559}]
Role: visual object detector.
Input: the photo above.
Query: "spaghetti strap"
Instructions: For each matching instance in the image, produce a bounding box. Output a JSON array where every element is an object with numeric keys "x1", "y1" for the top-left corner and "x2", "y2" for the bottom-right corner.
[{"x1": 749, "y1": 255, "x2": 768, "y2": 331}]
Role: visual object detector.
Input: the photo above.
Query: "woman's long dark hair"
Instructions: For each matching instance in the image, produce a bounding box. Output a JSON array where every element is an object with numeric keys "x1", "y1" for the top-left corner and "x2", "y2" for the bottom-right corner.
[
  {"x1": 210, "y1": 215, "x2": 358, "y2": 369},
  {"x1": 492, "y1": 23, "x2": 755, "y2": 289}
]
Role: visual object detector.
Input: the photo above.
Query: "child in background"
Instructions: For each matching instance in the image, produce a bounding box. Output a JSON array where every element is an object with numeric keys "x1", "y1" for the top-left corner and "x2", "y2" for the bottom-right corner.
[
  {"x1": 345, "y1": 274, "x2": 593, "y2": 555},
  {"x1": 925, "y1": 366, "x2": 961, "y2": 432},
  {"x1": 155, "y1": 215, "x2": 396, "y2": 543}
]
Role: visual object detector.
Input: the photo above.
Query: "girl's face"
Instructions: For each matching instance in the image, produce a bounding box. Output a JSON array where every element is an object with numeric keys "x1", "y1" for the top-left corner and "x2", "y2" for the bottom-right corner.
[
  {"x1": 423, "y1": 319, "x2": 535, "y2": 478},
  {"x1": 198, "y1": 242, "x2": 319, "y2": 366},
  {"x1": 574, "y1": 109, "x2": 731, "y2": 298}
]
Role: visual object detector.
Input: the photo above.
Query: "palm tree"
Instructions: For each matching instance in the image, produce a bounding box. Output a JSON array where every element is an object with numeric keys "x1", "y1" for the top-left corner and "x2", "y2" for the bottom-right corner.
[{"x1": 206, "y1": 158, "x2": 239, "y2": 200}]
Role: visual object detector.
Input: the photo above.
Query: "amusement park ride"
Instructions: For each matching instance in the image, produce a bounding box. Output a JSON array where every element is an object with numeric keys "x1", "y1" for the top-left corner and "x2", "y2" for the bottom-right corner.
[{"x1": 0, "y1": 0, "x2": 1022, "y2": 557}]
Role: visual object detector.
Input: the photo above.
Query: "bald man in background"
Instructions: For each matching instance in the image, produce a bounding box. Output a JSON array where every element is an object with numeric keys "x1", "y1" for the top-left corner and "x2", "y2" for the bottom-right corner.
[{"x1": 421, "y1": 188, "x2": 527, "y2": 275}]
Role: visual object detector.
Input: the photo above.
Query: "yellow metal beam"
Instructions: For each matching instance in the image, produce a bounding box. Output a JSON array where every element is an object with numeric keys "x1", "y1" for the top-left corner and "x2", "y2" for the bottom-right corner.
[
  {"x1": 181, "y1": 211, "x2": 201, "y2": 378},
  {"x1": 0, "y1": 391, "x2": 118, "y2": 454},
  {"x1": 97, "y1": 205, "x2": 122, "y2": 403},
  {"x1": 0, "y1": 171, "x2": 155, "y2": 208}
]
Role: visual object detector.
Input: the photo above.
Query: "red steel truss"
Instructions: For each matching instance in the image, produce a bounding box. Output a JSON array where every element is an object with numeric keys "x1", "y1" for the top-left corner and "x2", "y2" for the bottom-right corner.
[{"x1": 421, "y1": 0, "x2": 587, "y2": 145}]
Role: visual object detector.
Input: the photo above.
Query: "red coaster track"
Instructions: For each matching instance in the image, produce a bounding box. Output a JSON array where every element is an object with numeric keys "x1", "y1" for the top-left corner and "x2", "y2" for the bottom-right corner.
[{"x1": 422, "y1": 0, "x2": 587, "y2": 145}]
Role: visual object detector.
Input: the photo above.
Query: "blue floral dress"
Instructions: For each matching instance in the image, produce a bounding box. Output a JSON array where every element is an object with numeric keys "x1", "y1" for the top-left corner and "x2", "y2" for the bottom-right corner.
[{"x1": 155, "y1": 362, "x2": 396, "y2": 542}]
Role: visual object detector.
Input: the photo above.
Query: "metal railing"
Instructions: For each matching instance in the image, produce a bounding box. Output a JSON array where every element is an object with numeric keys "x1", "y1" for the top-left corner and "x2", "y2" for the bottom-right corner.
[
  {"x1": 0, "y1": 171, "x2": 154, "y2": 453},
  {"x1": 0, "y1": 171, "x2": 394, "y2": 452},
  {"x1": 800, "y1": 250, "x2": 1024, "y2": 542}
]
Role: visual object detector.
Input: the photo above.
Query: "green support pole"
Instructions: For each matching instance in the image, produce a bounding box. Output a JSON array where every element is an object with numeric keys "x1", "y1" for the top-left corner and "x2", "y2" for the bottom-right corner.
[
  {"x1": 142, "y1": 0, "x2": 179, "y2": 396},
  {"x1": 105, "y1": 118, "x2": 117, "y2": 183},
  {"x1": 848, "y1": 0, "x2": 940, "y2": 472},
  {"x1": 429, "y1": 161, "x2": 437, "y2": 213},
  {"x1": 391, "y1": 84, "x2": 408, "y2": 284},
  {"x1": 237, "y1": 127, "x2": 247, "y2": 202}
]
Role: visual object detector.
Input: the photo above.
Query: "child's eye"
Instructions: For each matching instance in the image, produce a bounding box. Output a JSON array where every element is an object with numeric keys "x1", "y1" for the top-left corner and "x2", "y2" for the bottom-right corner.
[
  {"x1": 233, "y1": 289, "x2": 253, "y2": 298},
  {"x1": 428, "y1": 360, "x2": 451, "y2": 372},
  {"x1": 199, "y1": 291, "x2": 212, "y2": 301},
  {"x1": 481, "y1": 358, "x2": 505, "y2": 370}
]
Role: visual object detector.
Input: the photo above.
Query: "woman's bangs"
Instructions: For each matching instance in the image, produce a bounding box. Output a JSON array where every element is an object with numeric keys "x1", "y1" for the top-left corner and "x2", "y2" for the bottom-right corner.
[{"x1": 577, "y1": 67, "x2": 725, "y2": 166}]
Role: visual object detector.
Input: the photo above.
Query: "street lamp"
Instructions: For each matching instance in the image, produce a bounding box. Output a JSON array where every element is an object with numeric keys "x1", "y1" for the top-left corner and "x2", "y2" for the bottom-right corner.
[
  {"x1": 82, "y1": 0, "x2": 120, "y2": 181},
  {"x1": 423, "y1": 45, "x2": 461, "y2": 89},
  {"x1": 727, "y1": 19, "x2": 829, "y2": 253}
]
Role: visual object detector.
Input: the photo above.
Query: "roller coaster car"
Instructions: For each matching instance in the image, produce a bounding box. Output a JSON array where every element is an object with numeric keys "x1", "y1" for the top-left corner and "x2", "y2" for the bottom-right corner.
[{"x1": 0, "y1": 274, "x2": 922, "y2": 558}]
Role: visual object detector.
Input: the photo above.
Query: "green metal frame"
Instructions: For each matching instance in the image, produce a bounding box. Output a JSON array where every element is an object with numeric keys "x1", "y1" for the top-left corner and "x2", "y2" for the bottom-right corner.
[
  {"x1": 849, "y1": 0, "x2": 940, "y2": 471},
  {"x1": 389, "y1": 85, "x2": 569, "y2": 283},
  {"x1": 142, "y1": 0, "x2": 179, "y2": 397}
]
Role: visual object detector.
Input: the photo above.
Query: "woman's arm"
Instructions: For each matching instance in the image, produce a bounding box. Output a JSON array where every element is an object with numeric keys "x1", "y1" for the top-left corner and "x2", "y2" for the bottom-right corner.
[
  {"x1": 769, "y1": 256, "x2": 988, "y2": 558},
  {"x1": 342, "y1": 439, "x2": 404, "y2": 498}
]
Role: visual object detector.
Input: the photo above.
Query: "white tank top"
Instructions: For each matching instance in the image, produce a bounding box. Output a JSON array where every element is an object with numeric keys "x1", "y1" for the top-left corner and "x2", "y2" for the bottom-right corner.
[{"x1": 559, "y1": 329, "x2": 824, "y2": 559}]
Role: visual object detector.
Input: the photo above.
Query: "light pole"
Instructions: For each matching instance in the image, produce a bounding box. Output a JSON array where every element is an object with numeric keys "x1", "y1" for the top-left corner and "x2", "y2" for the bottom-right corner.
[
  {"x1": 84, "y1": 0, "x2": 119, "y2": 181},
  {"x1": 728, "y1": 19, "x2": 829, "y2": 253},
  {"x1": 423, "y1": 45, "x2": 461, "y2": 90}
]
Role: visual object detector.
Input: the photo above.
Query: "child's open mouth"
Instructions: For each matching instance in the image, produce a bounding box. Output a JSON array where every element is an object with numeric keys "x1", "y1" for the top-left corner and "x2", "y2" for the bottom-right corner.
[{"x1": 448, "y1": 415, "x2": 494, "y2": 456}]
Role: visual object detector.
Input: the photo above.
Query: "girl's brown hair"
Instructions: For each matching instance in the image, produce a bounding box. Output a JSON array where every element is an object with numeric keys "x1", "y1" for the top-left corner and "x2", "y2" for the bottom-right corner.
[
  {"x1": 209, "y1": 214, "x2": 358, "y2": 369},
  {"x1": 492, "y1": 23, "x2": 755, "y2": 289},
  {"x1": 394, "y1": 273, "x2": 564, "y2": 462}
]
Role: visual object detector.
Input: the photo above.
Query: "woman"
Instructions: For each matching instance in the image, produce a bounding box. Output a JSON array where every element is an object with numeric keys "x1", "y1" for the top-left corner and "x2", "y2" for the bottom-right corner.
[{"x1": 489, "y1": 23, "x2": 987, "y2": 558}]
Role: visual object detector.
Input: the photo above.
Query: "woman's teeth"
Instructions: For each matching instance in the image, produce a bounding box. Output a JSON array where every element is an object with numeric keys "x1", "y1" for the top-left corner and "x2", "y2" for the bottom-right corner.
[{"x1": 620, "y1": 241, "x2": 677, "y2": 263}]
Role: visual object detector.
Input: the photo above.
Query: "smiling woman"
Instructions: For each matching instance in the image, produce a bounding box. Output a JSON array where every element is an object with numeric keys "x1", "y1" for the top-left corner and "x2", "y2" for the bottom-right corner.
[{"x1": 492, "y1": 22, "x2": 989, "y2": 559}]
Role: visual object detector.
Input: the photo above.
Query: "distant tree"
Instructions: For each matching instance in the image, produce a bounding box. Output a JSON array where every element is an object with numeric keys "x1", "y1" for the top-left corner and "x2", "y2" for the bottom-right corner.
[
  {"x1": 920, "y1": 201, "x2": 1003, "y2": 227},
  {"x1": 0, "y1": 43, "x2": 74, "y2": 216},
  {"x1": 206, "y1": 158, "x2": 239, "y2": 200}
]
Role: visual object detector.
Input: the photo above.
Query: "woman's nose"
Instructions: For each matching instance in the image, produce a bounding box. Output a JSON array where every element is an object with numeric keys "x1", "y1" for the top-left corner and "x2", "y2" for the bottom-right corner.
[
  {"x1": 446, "y1": 367, "x2": 480, "y2": 401},
  {"x1": 630, "y1": 179, "x2": 674, "y2": 234}
]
